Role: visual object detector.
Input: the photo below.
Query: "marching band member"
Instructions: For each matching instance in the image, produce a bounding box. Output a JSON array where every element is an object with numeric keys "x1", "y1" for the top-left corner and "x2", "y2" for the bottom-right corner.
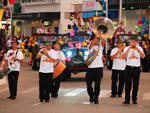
[
  {"x1": 52, "y1": 43, "x2": 66, "y2": 98},
  {"x1": 5, "y1": 41, "x2": 24, "y2": 100},
  {"x1": 122, "y1": 37, "x2": 145, "y2": 104},
  {"x1": 110, "y1": 39, "x2": 126, "y2": 98},
  {"x1": 85, "y1": 31, "x2": 105, "y2": 104},
  {"x1": 36, "y1": 42, "x2": 57, "y2": 103}
]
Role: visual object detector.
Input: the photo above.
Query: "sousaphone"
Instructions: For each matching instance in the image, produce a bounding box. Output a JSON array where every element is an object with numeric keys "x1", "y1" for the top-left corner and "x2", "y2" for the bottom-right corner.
[
  {"x1": 85, "y1": 17, "x2": 115, "y2": 65},
  {"x1": 92, "y1": 17, "x2": 115, "y2": 39}
]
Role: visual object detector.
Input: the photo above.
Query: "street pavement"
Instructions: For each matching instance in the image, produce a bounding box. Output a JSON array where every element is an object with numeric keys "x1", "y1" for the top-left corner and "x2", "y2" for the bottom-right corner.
[{"x1": 0, "y1": 62, "x2": 150, "y2": 113}]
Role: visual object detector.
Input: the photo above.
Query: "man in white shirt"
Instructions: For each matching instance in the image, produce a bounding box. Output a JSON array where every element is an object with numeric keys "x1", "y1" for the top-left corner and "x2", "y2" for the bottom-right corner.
[
  {"x1": 51, "y1": 43, "x2": 66, "y2": 98},
  {"x1": 110, "y1": 39, "x2": 126, "y2": 98},
  {"x1": 36, "y1": 42, "x2": 57, "y2": 103},
  {"x1": 122, "y1": 37, "x2": 145, "y2": 104},
  {"x1": 5, "y1": 42, "x2": 24, "y2": 100},
  {"x1": 85, "y1": 31, "x2": 105, "y2": 104}
]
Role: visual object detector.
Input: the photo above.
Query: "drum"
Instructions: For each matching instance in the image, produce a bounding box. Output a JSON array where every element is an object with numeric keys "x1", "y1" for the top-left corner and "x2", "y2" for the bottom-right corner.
[{"x1": 53, "y1": 60, "x2": 66, "y2": 79}]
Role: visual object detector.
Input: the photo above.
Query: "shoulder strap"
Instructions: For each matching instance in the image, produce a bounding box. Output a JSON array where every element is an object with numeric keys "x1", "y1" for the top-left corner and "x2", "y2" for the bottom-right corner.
[{"x1": 15, "y1": 50, "x2": 19, "y2": 57}]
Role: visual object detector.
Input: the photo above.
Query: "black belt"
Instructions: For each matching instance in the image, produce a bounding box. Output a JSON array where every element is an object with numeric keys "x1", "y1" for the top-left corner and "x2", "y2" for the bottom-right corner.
[{"x1": 127, "y1": 66, "x2": 140, "y2": 68}]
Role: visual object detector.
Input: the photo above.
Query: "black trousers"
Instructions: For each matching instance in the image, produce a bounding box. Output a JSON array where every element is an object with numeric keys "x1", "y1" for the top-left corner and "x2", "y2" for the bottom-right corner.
[
  {"x1": 51, "y1": 73, "x2": 63, "y2": 97},
  {"x1": 124, "y1": 66, "x2": 141, "y2": 102},
  {"x1": 111, "y1": 70, "x2": 125, "y2": 96},
  {"x1": 52, "y1": 78, "x2": 61, "y2": 97},
  {"x1": 39, "y1": 72, "x2": 53, "y2": 101},
  {"x1": 86, "y1": 68, "x2": 103, "y2": 100},
  {"x1": 7, "y1": 71, "x2": 19, "y2": 98}
]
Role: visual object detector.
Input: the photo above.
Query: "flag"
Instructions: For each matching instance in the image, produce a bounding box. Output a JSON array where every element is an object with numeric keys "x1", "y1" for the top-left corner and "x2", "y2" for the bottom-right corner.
[
  {"x1": 0, "y1": 9, "x2": 4, "y2": 22},
  {"x1": 9, "y1": 0, "x2": 15, "y2": 4}
]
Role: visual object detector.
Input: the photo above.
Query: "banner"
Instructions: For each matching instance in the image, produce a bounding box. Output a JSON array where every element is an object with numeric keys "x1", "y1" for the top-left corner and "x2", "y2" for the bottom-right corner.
[{"x1": 0, "y1": 9, "x2": 4, "y2": 22}]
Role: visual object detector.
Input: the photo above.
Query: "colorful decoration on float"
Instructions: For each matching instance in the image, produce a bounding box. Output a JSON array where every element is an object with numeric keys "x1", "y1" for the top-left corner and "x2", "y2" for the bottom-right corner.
[
  {"x1": 75, "y1": 42, "x2": 82, "y2": 49},
  {"x1": 66, "y1": 57, "x2": 71, "y2": 62},
  {"x1": 136, "y1": 16, "x2": 149, "y2": 38},
  {"x1": 68, "y1": 41, "x2": 74, "y2": 48}
]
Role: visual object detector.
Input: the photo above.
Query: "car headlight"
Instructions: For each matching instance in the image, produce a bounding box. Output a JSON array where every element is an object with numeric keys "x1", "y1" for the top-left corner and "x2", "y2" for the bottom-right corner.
[
  {"x1": 84, "y1": 51, "x2": 89, "y2": 56},
  {"x1": 66, "y1": 51, "x2": 73, "y2": 57}
]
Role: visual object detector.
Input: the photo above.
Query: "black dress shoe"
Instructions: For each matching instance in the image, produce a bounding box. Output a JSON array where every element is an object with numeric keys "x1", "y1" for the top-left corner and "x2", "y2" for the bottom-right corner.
[
  {"x1": 94, "y1": 99, "x2": 99, "y2": 104},
  {"x1": 133, "y1": 101, "x2": 138, "y2": 104},
  {"x1": 7, "y1": 96, "x2": 16, "y2": 100},
  {"x1": 52, "y1": 95, "x2": 58, "y2": 98},
  {"x1": 11, "y1": 97, "x2": 16, "y2": 100},
  {"x1": 45, "y1": 100, "x2": 49, "y2": 103},
  {"x1": 40, "y1": 99, "x2": 44, "y2": 102},
  {"x1": 89, "y1": 98, "x2": 94, "y2": 103},
  {"x1": 123, "y1": 101, "x2": 130, "y2": 104},
  {"x1": 110, "y1": 95, "x2": 116, "y2": 98},
  {"x1": 118, "y1": 95, "x2": 122, "y2": 98},
  {"x1": 6, "y1": 96, "x2": 12, "y2": 99}
]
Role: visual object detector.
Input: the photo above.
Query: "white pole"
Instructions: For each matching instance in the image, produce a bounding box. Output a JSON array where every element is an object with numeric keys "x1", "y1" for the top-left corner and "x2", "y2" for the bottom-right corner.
[
  {"x1": 10, "y1": 5, "x2": 14, "y2": 37},
  {"x1": 106, "y1": 0, "x2": 108, "y2": 18},
  {"x1": 105, "y1": 0, "x2": 108, "y2": 54},
  {"x1": 119, "y1": 0, "x2": 123, "y2": 22}
]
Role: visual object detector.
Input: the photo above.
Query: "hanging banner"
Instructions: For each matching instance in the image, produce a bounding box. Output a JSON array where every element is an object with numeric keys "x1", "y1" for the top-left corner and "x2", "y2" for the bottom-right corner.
[
  {"x1": 0, "y1": 9, "x2": 4, "y2": 22},
  {"x1": 9, "y1": 0, "x2": 15, "y2": 4}
]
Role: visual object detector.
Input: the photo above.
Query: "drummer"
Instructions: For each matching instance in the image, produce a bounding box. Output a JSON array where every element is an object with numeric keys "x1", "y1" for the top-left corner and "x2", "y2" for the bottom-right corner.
[
  {"x1": 36, "y1": 41, "x2": 57, "y2": 103},
  {"x1": 52, "y1": 42, "x2": 66, "y2": 98}
]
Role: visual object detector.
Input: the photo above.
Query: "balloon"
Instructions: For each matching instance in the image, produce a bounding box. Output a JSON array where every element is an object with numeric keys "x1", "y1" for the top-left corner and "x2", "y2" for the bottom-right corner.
[
  {"x1": 141, "y1": 32, "x2": 144, "y2": 36},
  {"x1": 139, "y1": 26, "x2": 142, "y2": 30},
  {"x1": 138, "y1": 19, "x2": 142, "y2": 24},
  {"x1": 144, "y1": 34, "x2": 148, "y2": 38},
  {"x1": 142, "y1": 16, "x2": 146, "y2": 23},
  {"x1": 142, "y1": 29, "x2": 145, "y2": 32},
  {"x1": 140, "y1": 24, "x2": 143, "y2": 27},
  {"x1": 144, "y1": 30, "x2": 148, "y2": 34}
]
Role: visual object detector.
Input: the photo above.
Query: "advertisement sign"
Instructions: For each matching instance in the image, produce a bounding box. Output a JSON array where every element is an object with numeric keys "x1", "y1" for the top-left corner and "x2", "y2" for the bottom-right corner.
[{"x1": 83, "y1": 1, "x2": 103, "y2": 11}]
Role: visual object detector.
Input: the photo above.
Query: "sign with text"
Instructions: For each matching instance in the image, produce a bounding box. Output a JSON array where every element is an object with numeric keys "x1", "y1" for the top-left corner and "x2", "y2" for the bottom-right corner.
[{"x1": 83, "y1": 1, "x2": 103, "y2": 11}]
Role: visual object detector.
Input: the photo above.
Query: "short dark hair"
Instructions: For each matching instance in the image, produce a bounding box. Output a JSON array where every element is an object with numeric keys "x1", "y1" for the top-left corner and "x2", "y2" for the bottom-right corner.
[{"x1": 130, "y1": 36, "x2": 138, "y2": 41}]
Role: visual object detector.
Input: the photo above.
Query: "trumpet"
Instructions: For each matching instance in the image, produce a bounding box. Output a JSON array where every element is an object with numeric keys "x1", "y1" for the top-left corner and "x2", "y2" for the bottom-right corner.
[
  {"x1": 40, "y1": 49, "x2": 56, "y2": 63},
  {"x1": 92, "y1": 17, "x2": 115, "y2": 39}
]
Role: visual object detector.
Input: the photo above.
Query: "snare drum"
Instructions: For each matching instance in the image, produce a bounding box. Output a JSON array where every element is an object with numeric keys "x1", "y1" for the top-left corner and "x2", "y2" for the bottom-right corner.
[{"x1": 53, "y1": 60, "x2": 66, "y2": 79}]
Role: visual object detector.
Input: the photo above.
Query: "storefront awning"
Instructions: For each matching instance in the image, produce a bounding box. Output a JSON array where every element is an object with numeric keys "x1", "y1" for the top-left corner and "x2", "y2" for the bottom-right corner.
[{"x1": 12, "y1": 12, "x2": 60, "y2": 20}]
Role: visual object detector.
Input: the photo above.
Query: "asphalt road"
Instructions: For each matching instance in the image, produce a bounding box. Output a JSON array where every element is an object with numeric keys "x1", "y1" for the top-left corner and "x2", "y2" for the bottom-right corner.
[{"x1": 0, "y1": 63, "x2": 150, "y2": 113}]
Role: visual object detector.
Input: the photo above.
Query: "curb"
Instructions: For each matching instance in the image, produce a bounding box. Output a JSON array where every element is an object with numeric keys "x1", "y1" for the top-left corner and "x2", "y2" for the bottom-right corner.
[{"x1": 0, "y1": 77, "x2": 7, "y2": 85}]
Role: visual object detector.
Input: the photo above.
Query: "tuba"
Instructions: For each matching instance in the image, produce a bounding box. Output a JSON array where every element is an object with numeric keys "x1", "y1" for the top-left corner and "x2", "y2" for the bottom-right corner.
[
  {"x1": 92, "y1": 17, "x2": 115, "y2": 39},
  {"x1": 85, "y1": 17, "x2": 115, "y2": 65}
]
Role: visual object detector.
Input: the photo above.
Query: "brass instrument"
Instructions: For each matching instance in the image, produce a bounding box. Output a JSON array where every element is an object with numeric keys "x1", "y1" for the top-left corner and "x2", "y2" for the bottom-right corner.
[
  {"x1": 85, "y1": 17, "x2": 115, "y2": 65},
  {"x1": 92, "y1": 17, "x2": 115, "y2": 39}
]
